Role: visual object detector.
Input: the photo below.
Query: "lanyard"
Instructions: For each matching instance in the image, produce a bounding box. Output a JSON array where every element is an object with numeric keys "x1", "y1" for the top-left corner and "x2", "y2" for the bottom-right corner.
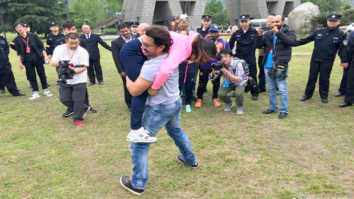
[
  {"x1": 21, "y1": 37, "x2": 29, "y2": 46},
  {"x1": 67, "y1": 47, "x2": 77, "y2": 60}
]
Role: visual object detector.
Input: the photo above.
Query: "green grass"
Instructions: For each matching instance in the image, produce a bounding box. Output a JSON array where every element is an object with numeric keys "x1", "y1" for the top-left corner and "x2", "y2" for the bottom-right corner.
[{"x1": 0, "y1": 33, "x2": 353, "y2": 198}]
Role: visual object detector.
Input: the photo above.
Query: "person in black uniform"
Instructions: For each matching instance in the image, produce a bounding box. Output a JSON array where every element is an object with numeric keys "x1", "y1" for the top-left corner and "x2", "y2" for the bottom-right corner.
[
  {"x1": 46, "y1": 22, "x2": 64, "y2": 59},
  {"x1": 293, "y1": 14, "x2": 348, "y2": 103},
  {"x1": 54, "y1": 21, "x2": 97, "y2": 114},
  {"x1": 0, "y1": 35, "x2": 25, "y2": 97},
  {"x1": 130, "y1": 21, "x2": 140, "y2": 39},
  {"x1": 196, "y1": 15, "x2": 212, "y2": 38},
  {"x1": 229, "y1": 15, "x2": 259, "y2": 100},
  {"x1": 80, "y1": 24, "x2": 111, "y2": 85}
]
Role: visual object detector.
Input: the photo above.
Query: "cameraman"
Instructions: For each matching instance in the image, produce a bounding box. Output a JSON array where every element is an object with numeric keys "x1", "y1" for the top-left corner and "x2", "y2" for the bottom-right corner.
[
  {"x1": 215, "y1": 49, "x2": 248, "y2": 114},
  {"x1": 50, "y1": 33, "x2": 89, "y2": 127}
]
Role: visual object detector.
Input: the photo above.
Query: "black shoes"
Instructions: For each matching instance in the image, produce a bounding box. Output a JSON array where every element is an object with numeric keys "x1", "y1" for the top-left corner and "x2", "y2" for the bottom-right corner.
[
  {"x1": 263, "y1": 109, "x2": 276, "y2": 114},
  {"x1": 259, "y1": 89, "x2": 267, "y2": 93},
  {"x1": 176, "y1": 155, "x2": 199, "y2": 168},
  {"x1": 300, "y1": 96, "x2": 311, "y2": 101},
  {"x1": 0, "y1": 89, "x2": 5, "y2": 94},
  {"x1": 13, "y1": 93, "x2": 26, "y2": 97},
  {"x1": 279, "y1": 112, "x2": 288, "y2": 119},
  {"x1": 192, "y1": 95, "x2": 197, "y2": 102},
  {"x1": 120, "y1": 176, "x2": 145, "y2": 196},
  {"x1": 88, "y1": 106, "x2": 97, "y2": 113},
  {"x1": 252, "y1": 95, "x2": 258, "y2": 101},
  {"x1": 335, "y1": 92, "x2": 345, "y2": 97},
  {"x1": 62, "y1": 109, "x2": 74, "y2": 117},
  {"x1": 321, "y1": 98, "x2": 328, "y2": 103},
  {"x1": 339, "y1": 102, "x2": 353, "y2": 108}
]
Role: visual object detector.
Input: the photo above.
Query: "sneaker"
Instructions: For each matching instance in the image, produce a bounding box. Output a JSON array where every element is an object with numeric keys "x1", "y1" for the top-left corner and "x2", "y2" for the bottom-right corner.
[
  {"x1": 224, "y1": 101, "x2": 234, "y2": 112},
  {"x1": 62, "y1": 109, "x2": 74, "y2": 117},
  {"x1": 28, "y1": 91, "x2": 40, "y2": 100},
  {"x1": 83, "y1": 106, "x2": 91, "y2": 118},
  {"x1": 236, "y1": 106, "x2": 244, "y2": 115},
  {"x1": 120, "y1": 176, "x2": 144, "y2": 196},
  {"x1": 0, "y1": 89, "x2": 5, "y2": 94},
  {"x1": 186, "y1": 105, "x2": 192, "y2": 113},
  {"x1": 176, "y1": 155, "x2": 199, "y2": 168},
  {"x1": 74, "y1": 120, "x2": 84, "y2": 127},
  {"x1": 213, "y1": 98, "x2": 221, "y2": 107},
  {"x1": 195, "y1": 99, "x2": 202, "y2": 108},
  {"x1": 126, "y1": 127, "x2": 157, "y2": 143},
  {"x1": 43, "y1": 89, "x2": 53, "y2": 97},
  {"x1": 88, "y1": 106, "x2": 97, "y2": 113}
]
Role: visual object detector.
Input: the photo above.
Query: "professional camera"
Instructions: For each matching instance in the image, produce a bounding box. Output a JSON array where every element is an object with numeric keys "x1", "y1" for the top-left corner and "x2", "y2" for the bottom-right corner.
[
  {"x1": 57, "y1": 60, "x2": 85, "y2": 85},
  {"x1": 211, "y1": 61, "x2": 227, "y2": 75}
]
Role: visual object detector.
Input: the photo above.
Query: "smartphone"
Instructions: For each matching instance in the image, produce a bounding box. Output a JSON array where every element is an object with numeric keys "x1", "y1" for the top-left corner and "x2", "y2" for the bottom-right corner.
[
  {"x1": 180, "y1": 14, "x2": 188, "y2": 19},
  {"x1": 262, "y1": 26, "x2": 272, "y2": 31}
]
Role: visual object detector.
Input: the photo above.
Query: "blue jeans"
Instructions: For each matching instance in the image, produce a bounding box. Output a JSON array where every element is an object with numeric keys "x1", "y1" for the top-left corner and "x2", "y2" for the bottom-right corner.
[
  {"x1": 130, "y1": 99, "x2": 197, "y2": 189},
  {"x1": 264, "y1": 68, "x2": 289, "y2": 113}
]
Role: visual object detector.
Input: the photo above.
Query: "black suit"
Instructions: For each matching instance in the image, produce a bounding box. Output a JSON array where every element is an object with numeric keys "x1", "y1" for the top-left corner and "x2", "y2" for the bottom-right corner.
[
  {"x1": 111, "y1": 36, "x2": 131, "y2": 108},
  {"x1": 80, "y1": 33, "x2": 111, "y2": 84}
]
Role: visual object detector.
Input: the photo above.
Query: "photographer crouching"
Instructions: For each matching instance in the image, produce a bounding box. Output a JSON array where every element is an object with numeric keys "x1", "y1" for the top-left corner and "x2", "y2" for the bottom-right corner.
[
  {"x1": 212, "y1": 49, "x2": 248, "y2": 114},
  {"x1": 50, "y1": 33, "x2": 90, "y2": 127}
]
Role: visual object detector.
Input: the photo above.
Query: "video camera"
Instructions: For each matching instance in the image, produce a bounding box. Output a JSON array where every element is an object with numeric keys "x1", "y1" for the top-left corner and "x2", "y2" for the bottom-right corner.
[
  {"x1": 211, "y1": 61, "x2": 227, "y2": 76},
  {"x1": 57, "y1": 60, "x2": 85, "y2": 86}
]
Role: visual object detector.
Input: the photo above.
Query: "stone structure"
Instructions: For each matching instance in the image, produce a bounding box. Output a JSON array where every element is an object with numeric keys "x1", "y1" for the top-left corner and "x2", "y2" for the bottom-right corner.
[
  {"x1": 122, "y1": 0, "x2": 207, "y2": 30},
  {"x1": 288, "y1": 2, "x2": 320, "y2": 35},
  {"x1": 225, "y1": 0, "x2": 301, "y2": 25}
]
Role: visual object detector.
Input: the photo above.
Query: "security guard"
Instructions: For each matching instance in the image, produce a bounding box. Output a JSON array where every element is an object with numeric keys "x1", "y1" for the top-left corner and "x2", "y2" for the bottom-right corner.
[
  {"x1": 229, "y1": 14, "x2": 259, "y2": 100},
  {"x1": 197, "y1": 15, "x2": 212, "y2": 38},
  {"x1": 46, "y1": 22, "x2": 64, "y2": 58},
  {"x1": 339, "y1": 34, "x2": 354, "y2": 108},
  {"x1": 0, "y1": 36, "x2": 25, "y2": 97},
  {"x1": 294, "y1": 14, "x2": 348, "y2": 103},
  {"x1": 129, "y1": 21, "x2": 140, "y2": 39}
]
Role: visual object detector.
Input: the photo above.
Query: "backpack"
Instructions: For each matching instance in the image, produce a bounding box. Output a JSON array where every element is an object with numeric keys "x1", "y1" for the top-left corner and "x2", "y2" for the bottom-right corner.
[{"x1": 231, "y1": 57, "x2": 249, "y2": 76}]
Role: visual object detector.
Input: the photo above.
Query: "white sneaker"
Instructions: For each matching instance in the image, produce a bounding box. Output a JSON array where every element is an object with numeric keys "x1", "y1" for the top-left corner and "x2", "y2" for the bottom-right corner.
[
  {"x1": 236, "y1": 106, "x2": 244, "y2": 115},
  {"x1": 126, "y1": 127, "x2": 157, "y2": 143},
  {"x1": 28, "y1": 91, "x2": 41, "y2": 100},
  {"x1": 224, "y1": 101, "x2": 234, "y2": 112},
  {"x1": 43, "y1": 89, "x2": 53, "y2": 97}
]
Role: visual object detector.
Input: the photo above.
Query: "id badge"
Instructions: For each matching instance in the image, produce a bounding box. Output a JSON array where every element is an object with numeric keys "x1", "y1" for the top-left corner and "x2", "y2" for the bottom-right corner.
[
  {"x1": 223, "y1": 79, "x2": 228, "y2": 88},
  {"x1": 26, "y1": 46, "x2": 31, "y2": 53}
]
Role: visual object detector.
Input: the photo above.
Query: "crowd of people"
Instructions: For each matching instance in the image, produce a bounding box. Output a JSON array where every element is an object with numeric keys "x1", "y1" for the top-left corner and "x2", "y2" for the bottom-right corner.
[{"x1": 1, "y1": 12, "x2": 354, "y2": 196}]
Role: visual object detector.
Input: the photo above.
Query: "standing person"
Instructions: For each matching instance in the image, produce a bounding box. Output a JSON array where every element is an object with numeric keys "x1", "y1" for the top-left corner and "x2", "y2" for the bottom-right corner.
[
  {"x1": 256, "y1": 15, "x2": 296, "y2": 119},
  {"x1": 111, "y1": 23, "x2": 133, "y2": 110},
  {"x1": 120, "y1": 26, "x2": 198, "y2": 196},
  {"x1": 80, "y1": 24, "x2": 111, "y2": 85},
  {"x1": 258, "y1": 14, "x2": 275, "y2": 93},
  {"x1": 195, "y1": 24, "x2": 229, "y2": 108},
  {"x1": 50, "y1": 33, "x2": 90, "y2": 127},
  {"x1": 13, "y1": 22, "x2": 53, "y2": 100},
  {"x1": 229, "y1": 15, "x2": 259, "y2": 101},
  {"x1": 54, "y1": 21, "x2": 97, "y2": 115},
  {"x1": 294, "y1": 14, "x2": 348, "y2": 103},
  {"x1": 129, "y1": 21, "x2": 140, "y2": 39},
  {"x1": 46, "y1": 22, "x2": 65, "y2": 59},
  {"x1": 176, "y1": 15, "x2": 195, "y2": 34},
  {"x1": 217, "y1": 49, "x2": 248, "y2": 114},
  {"x1": 196, "y1": 15, "x2": 212, "y2": 38},
  {"x1": 0, "y1": 35, "x2": 25, "y2": 97}
]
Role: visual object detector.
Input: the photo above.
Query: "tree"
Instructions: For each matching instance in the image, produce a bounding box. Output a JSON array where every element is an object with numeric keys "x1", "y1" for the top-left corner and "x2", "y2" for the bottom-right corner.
[
  {"x1": 4, "y1": 0, "x2": 66, "y2": 34},
  {"x1": 204, "y1": 0, "x2": 229, "y2": 28}
]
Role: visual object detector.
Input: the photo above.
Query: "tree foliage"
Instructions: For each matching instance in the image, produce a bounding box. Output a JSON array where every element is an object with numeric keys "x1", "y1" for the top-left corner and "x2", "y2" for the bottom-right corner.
[{"x1": 204, "y1": 0, "x2": 229, "y2": 28}]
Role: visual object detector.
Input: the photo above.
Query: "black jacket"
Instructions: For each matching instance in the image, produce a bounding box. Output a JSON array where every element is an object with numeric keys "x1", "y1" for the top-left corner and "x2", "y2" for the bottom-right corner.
[
  {"x1": 197, "y1": 27, "x2": 210, "y2": 38},
  {"x1": 80, "y1": 33, "x2": 111, "y2": 60},
  {"x1": 0, "y1": 36, "x2": 10, "y2": 68},
  {"x1": 15, "y1": 33, "x2": 45, "y2": 64},
  {"x1": 46, "y1": 32, "x2": 65, "y2": 56},
  {"x1": 256, "y1": 24, "x2": 296, "y2": 66},
  {"x1": 293, "y1": 27, "x2": 348, "y2": 63},
  {"x1": 229, "y1": 27, "x2": 258, "y2": 61},
  {"x1": 111, "y1": 36, "x2": 127, "y2": 73}
]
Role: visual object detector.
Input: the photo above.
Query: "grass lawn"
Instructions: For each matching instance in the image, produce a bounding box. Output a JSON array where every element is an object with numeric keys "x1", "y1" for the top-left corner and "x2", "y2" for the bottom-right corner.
[{"x1": 0, "y1": 33, "x2": 353, "y2": 199}]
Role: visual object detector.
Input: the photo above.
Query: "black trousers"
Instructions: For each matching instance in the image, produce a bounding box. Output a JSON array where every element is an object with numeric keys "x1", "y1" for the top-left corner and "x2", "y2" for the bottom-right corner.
[
  {"x1": 305, "y1": 59, "x2": 333, "y2": 99},
  {"x1": 0, "y1": 68, "x2": 20, "y2": 95},
  {"x1": 179, "y1": 71, "x2": 196, "y2": 105},
  {"x1": 24, "y1": 59, "x2": 48, "y2": 92},
  {"x1": 121, "y1": 76, "x2": 132, "y2": 109},
  {"x1": 258, "y1": 56, "x2": 266, "y2": 92},
  {"x1": 59, "y1": 83, "x2": 87, "y2": 121},
  {"x1": 338, "y1": 67, "x2": 349, "y2": 94},
  {"x1": 88, "y1": 58, "x2": 103, "y2": 84},
  {"x1": 197, "y1": 67, "x2": 220, "y2": 100},
  {"x1": 345, "y1": 63, "x2": 354, "y2": 104}
]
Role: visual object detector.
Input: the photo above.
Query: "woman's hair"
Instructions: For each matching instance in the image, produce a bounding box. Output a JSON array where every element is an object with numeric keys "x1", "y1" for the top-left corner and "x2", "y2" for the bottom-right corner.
[{"x1": 191, "y1": 36, "x2": 215, "y2": 64}]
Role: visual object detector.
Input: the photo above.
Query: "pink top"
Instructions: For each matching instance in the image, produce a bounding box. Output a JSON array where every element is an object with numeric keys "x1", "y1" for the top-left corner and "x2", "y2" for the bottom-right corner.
[{"x1": 151, "y1": 31, "x2": 198, "y2": 89}]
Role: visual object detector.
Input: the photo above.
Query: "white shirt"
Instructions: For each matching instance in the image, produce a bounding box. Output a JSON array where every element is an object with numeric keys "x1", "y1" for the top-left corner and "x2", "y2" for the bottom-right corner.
[
  {"x1": 52, "y1": 44, "x2": 89, "y2": 85},
  {"x1": 121, "y1": 35, "x2": 132, "y2": 43},
  {"x1": 86, "y1": 32, "x2": 91, "y2": 40}
]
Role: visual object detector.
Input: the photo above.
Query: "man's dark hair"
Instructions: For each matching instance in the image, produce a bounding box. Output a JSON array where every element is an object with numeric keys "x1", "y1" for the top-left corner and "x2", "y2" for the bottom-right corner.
[
  {"x1": 118, "y1": 23, "x2": 129, "y2": 31},
  {"x1": 65, "y1": 33, "x2": 79, "y2": 40},
  {"x1": 269, "y1": 13, "x2": 276, "y2": 17},
  {"x1": 62, "y1": 21, "x2": 75, "y2": 30},
  {"x1": 145, "y1": 25, "x2": 172, "y2": 53},
  {"x1": 13, "y1": 22, "x2": 24, "y2": 29},
  {"x1": 220, "y1": 49, "x2": 233, "y2": 57}
]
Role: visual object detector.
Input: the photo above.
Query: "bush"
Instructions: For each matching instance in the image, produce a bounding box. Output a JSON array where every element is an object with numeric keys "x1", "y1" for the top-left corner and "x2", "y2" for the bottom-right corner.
[{"x1": 104, "y1": 28, "x2": 117, "y2": 35}]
